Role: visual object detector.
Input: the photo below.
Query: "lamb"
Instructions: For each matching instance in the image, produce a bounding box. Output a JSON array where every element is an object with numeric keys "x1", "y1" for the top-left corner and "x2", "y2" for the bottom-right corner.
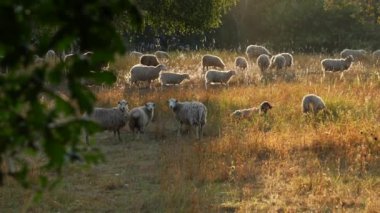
[
  {"x1": 84, "y1": 100, "x2": 129, "y2": 144},
  {"x1": 204, "y1": 70, "x2": 236, "y2": 89},
  {"x1": 159, "y1": 72, "x2": 190, "y2": 87},
  {"x1": 155, "y1": 51, "x2": 170, "y2": 60},
  {"x1": 246, "y1": 45, "x2": 271, "y2": 62},
  {"x1": 231, "y1": 101, "x2": 273, "y2": 119},
  {"x1": 130, "y1": 64, "x2": 167, "y2": 88},
  {"x1": 321, "y1": 55, "x2": 353, "y2": 79},
  {"x1": 128, "y1": 102, "x2": 155, "y2": 139},
  {"x1": 302, "y1": 94, "x2": 326, "y2": 114},
  {"x1": 202, "y1": 54, "x2": 225, "y2": 72},
  {"x1": 256, "y1": 54, "x2": 271, "y2": 73},
  {"x1": 279, "y1": 53, "x2": 293, "y2": 67},
  {"x1": 130, "y1": 51, "x2": 143, "y2": 58},
  {"x1": 140, "y1": 54, "x2": 160, "y2": 66},
  {"x1": 168, "y1": 98, "x2": 207, "y2": 140},
  {"x1": 235, "y1": 56, "x2": 248, "y2": 70},
  {"x1": 340, "y1": 49, "x2": 367, "y2": 61},
  {"x1": 270, "y1": 54, "x2": 286, "y2": 70}
]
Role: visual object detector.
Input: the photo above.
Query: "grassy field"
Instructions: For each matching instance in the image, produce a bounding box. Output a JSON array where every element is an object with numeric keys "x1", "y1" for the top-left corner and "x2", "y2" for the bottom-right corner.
[{"x1": 1, "y1": 51, "x2": 380, "y2": 212}]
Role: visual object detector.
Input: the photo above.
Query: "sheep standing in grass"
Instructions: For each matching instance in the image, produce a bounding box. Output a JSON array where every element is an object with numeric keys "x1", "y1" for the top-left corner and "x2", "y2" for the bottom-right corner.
[
  {"x1": 280, "y1": 53, "x2": 293, "y2": 67},
  {"x1": 130, "y1": 51, "x2": 143, "y2": 58},
  {"x1": 128, "y1": 102, "x2": 155, "y2": 139},
  {"x1": 202, "y1": 54, "x2": 225, "y2": 72},
  {"x1": 302, "y1": 94, "x2": 326, "y2": 114},
  {"x1": 321, "y1": 55, "x2": 353, "y2": 79},
  {"x1": 340, "y1": 49, "x2": 367, "y2": 61},
  {"x1": 84, "y1": 100, "x2": 129, "y2": 144},
  {"x1": 45, "y1": 49, "x2": 58, "y2": 65},
  {"x1": 257, "y1": 54, "x2": 271, "y2": 73},
  {"x1": 246, "y1": 45, "x2": 271, "y2": 62},
  {"x1": 231, "y1": 101, "x2": 273, "y2": 119},
  {"x1": 204, "y1": 70, "x2": 236, "y2": 89},
  {"x1": 129, "y1": 64, "x2": 167, "y2": 88},
  {"x1": 155, "y1": 51, "x2": 170, "y2": 60},
  {"x1": 235, "y1": 56, "x2": 248, "y2": 70},
  {"x1": 372, "y1": 50, "x2": 380, "y2": 63},
  {"x1": 270, "y1": 54, "x2": 286, "y2": 70},
  {"x1": 168, "y1": 98, "x2": 207, "y2": 140},
  {"x1": 140, "y1": 54, "x2": 160, "y2": 66},
  {"x1": 160, "y1": 72, "x2": 190, "y2": 87}
]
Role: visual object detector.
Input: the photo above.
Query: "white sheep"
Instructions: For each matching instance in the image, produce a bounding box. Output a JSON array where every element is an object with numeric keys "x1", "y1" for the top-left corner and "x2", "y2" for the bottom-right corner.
[
  {"x1": 155, "y1": 51, "x2": 170, "y2": 60},
  {"x1": 231, "y1": 101, "x2": 273, "y2": 119},
  {"x1": 256, "y1": 54, "x2": 271, "y2": 73},
  {"x1": 130, "y1": 51, "x2": 143, "y2": 58},
  {"x1": 140, "y1": 54, "x2": 160, "y2": 66},
  {"x1": 84, "y1": 100, "x2": 129, "y2": 144},
  {"x1": 302, "y1": 94, "x2": 326, "y2": 114},
  {"x1": 168, "y1": 98, "x2": 207, "y2": 140},
  {"x1": 340, "y1": 49, "x2": 367, "y2": 61},
  {"x1": 270, "y1": 54, "x2": 286, "y2": 70},
  {"x1": 129, "y1": 64, "x2": 167, "y2": 88},
  {"x1": 128, "y1": 102, "x2": 155, "y2": 139},
  {"x1": 321, "y1": 55, "x2": 353, "y2": 79},
  {"x1": 202, "y1": 54, "x2": 225, "y2": 72},
  {"x1": 204, "y1": 70, "x2": 236, "y2": 89},
  {"x1": 159, "y1": 72, "x2": 190, "y2": 87},
  {"x1": 279, "y1": 53, "x2": 293, "y2": 67},
  {"x1": 246, "y1": 45, "x2": 271, "y2": 62},
  {"x1": 45, "y1": 49, "x2": 58, "y2": 65},
  {"x1": 372, "y1": 50, "x2": 380, "y2": 63},
  {"x1": 235, "y1": 56, "x2": 248, "y2": 70}
]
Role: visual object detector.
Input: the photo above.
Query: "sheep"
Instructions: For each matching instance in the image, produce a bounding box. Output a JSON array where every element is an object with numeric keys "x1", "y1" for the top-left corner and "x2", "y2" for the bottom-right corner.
[
  {"x1": 340, "y1": 49, "x2": 367, "y2": 61},
  {"x1": 246, "y1": 45, "x2": 271, "y2": 62},
  {"x1": 231, "y1": 101, "x2": 273, "y2": 119},
  {"x1": 45, "y1": 49, "x2": 58, "y2": 65},
  {"x1": 235, "y1": 56, "x2": 248, "y2": 70},
  {"x1": 155, "y1": 51, "x2": 170, "y2": 60},
  {"x1": 129, "y1": 64, "x2": 167, "y2": 88},
  {"x1": 204, "y1": 70, "x2": 236, "y2": 89},
  {"x1": 84, "y1": 100, "x2": 129, "y2": 144},
  {"x1": 168, "y1": 98, "x2": 207, "y2": 140},
  {"x1": 130, "y1": 51, "x2": 143, "y2": 58},
  {"x1": 270, "y1": 54, "x2": 286, "y2": 70},
  {"x1": 279, "y1": 53, "x2": 293, "y2": 67},
  {"x1": 256, "y1": 54, "x2": 271, "y2": 73},
  {"x1": 302, "y1": 94, "x2": 326, "y2": 114},
  {"x1": 159, "y1": 72, "x2": 190, "y2": 87},
  {"x1": 372, "y1": 49, "x2": 380, "y2": 58},
  {"x1": 128, "y1": 102, "x2": 155, "y2": 139},
  {"x1": 321, "y1": 55, "x2": 354, "y2": 79},
  {"x1": 140, "y1": 54, "x2": 160, "y2": 66},
  {"x1": 202, "y1": 54, "x2": 225, "y2": 73}
]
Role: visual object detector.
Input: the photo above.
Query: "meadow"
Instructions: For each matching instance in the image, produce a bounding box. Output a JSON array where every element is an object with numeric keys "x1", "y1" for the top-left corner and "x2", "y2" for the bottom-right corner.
[{"x1": 1, "y1": 51, "x2": 380, "y2": 212}]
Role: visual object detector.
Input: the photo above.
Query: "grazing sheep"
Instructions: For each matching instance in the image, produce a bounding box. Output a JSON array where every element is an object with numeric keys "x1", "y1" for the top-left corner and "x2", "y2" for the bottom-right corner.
[
  {"x1": 231, "y1": 101, "x2": 273, "y2": 119},
  {"x1": 302, "y1": 94, "x2": 326, "y2": 114},
  {"x1": 84, "y1": 100, "x2": 129, "y2": 144},
  {"x1": 130, "y1": 51, "x2": 143, "y2": 58},
  {"x1": 235, "y1": 56, "x2": 248, "y2": 70},
  {"x1": 160, "y1": 72, "x2": 190, "y2": 86},
  {"x1": 321, "y1": 55, "x2": 354, "y2": 79},
  {"x1": 257, "y1": 54, "x2": 271, "y2": 73},
  {"x1": 140, "y1": 54, "x2": 160, "y2": 66},
  {"x1": 155, "y1": 51, "x2": 170, "y2": 60},
  {"x1": 246, "y1": 45, "x2": 271, "y2": 62},
  {"x1": 128, "y1": 102, "x2": 155, "y2": 139},
  {"x1": 168, "y1": 98, "x2": 207, "y2": 140},
  {"x1": 270, "y1": 54, "x2": 286, "y2": 70},
  {"x1": 130, "y1": 64, "x2": 167, "y2": 88},
  {"x1": 340, "y1": 49, "x2": 367, "y2": 61},
  {"x1": 204, "y1": 70, "x2": 236, "y2": 89},
  {"x1": 373, "y1": 49, "x2": 380, "y2": 58},
  {"x1": 279, "y1": 53, "x2": 293, "y2": 67},
  {"x1": 45, "y1": 49, "x2": 58, "y2": 64},
  {"x1": 202, "y1": 54, "x2": 225, "y2": 72}
]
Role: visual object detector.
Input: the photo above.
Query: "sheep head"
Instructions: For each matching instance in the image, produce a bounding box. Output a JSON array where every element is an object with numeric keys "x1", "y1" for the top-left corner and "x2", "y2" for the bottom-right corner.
[
  {"x1": 168, "y1": 98, "x2": 178, "y2": 109},
  {"x1": 118, "y1": 100, "x2": 129, "y2": 113}
]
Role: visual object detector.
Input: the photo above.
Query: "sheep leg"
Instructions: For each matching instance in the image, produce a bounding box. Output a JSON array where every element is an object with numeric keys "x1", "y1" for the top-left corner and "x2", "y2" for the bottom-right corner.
[
  {"x1": 199, "y1": 125, "x2": 203, "y2": 140},
  {"x1": 195, "y1": 125, "x2": 199, "y2": 140},
  {"x1": 205, "y1": 81, "x2": 208, "y2": 90},
  {"x1": 177, "y1": 123, "x2": 182, "y2": 137},
  {"x1": 117, "y1": 130, "x2": 122, "y2": 142}
]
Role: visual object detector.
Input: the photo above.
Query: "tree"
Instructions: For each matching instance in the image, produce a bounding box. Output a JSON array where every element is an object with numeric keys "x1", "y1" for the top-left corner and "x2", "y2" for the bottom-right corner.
[{"x1": 0, "y1": 0, "x2": 237, "y2": 193}]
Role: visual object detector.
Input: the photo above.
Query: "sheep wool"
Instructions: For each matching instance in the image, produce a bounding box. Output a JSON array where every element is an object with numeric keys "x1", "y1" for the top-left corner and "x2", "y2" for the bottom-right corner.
[
  {"x1": 160, "y1": 72, "x2": 190, "y2": 86},
  {"x1": 231, "y1": 101, "x2": 273, "y2": 118},
  {"x1": 204, "y1": 70, "x2": 236, "y2": 89},
  {"x1": 202, "y1": 54, "x2": 225, "y2": 72},
  {"x1": 256, "y1": 54, "x2": 271, "y2": 73},
  {"x1": 168, "y1": 98, "x2": 207, "y2": 140},
  {"x1": 270, "y1": 54, "x2": 286, "y2": 70},
  {"x1": 246, "y1": 45, "x2": 271, "y2": 61},
  {"x1": 321, "y1": 56, "x2": 353, "y2": 78},
  {"x1": 340, "y1": 49, "x2": 367, "y2": 61},
  {"x1": 155, "y1": 51, "x2": 170, "y2": 60},
  {"x1": 128, "y1": 102, "x2": 155, "y2": 138},
  {"x1": 84, "y1": 100, "x2": 129, "y2": 144},
  {"x1": 302, "y1": 94, "x2": 326, "y2": 114},
  {"x1": 235, "y1": 56, "x2": 248, "y2": 70},
  {"x1": 140, "y1": 54, "x2": 160, "y2": 66},
  {"x1": 279, "y1": 53, "x2": 293, "y2": 67},
  {"x1": 130, "y1": 64, "x2": 167, "y2": 88}
]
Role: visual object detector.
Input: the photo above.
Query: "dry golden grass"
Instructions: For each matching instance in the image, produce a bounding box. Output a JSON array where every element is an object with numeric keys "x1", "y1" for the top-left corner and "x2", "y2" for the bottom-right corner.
[{"x1": 1, "y1": 51, "x2": 380, "y2": 212}]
